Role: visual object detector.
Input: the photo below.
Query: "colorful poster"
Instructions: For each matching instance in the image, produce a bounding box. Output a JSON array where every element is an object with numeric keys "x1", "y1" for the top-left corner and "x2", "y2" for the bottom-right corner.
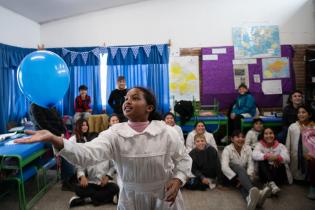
[
  {"x1": 262, "y1": 57, "x2": 290, "y2": 79},
  {"x1": 169, "y1": 56, "x2": 200, "y2": 103},
  {"x1": 232, "y1": 25, "x2": 280, "y2": 58}
]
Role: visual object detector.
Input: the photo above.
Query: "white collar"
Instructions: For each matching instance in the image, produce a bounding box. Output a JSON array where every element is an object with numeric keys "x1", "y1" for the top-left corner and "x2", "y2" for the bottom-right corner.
[{"x1": 111, "y1": 120, "x2": 165, "y2": 138}]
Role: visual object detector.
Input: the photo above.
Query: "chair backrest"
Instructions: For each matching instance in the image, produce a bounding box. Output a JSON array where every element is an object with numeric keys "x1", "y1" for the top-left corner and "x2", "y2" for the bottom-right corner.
[{"x1": 87, "y1": 114, "x2": 109, "y2": 133}]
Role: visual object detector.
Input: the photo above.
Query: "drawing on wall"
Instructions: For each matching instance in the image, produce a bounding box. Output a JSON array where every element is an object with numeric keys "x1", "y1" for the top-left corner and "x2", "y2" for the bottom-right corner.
[
  {"x1": 262, "y1": 57, "x2": 290, "y2": 79},
  {"x1": 169, "y1": 56, "x2": 200, "y2": 102},
  {"x1": 233, "y1": 64, "x2": 249, "y2": 89},
  {"x1": 232, "y1": 25, "x2": 280, "y2": 59}
]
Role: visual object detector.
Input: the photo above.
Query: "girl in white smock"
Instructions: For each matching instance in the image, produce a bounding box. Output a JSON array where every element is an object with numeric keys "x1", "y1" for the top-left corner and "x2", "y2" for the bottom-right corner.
[{"x1": 15, "y1": 87, "x2": 192, "y2": 210}]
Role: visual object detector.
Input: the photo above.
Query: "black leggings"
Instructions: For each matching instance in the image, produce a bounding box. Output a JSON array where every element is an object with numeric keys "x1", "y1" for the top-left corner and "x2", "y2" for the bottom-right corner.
[
  {"x1": 258, "y1": 161, "x2": 287, "y2": 185},
  {"x1": 228, "y1": 115, "x2": 243, "y2": 135},
  {"x1": 75, "y1": 182, "x2": 119, "y2": 204}
]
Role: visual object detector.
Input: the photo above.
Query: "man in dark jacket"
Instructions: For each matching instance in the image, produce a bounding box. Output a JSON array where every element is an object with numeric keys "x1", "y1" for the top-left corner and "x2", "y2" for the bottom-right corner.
[{"x1": 108, "y1": 76, "x2": 127, "y2": 121}]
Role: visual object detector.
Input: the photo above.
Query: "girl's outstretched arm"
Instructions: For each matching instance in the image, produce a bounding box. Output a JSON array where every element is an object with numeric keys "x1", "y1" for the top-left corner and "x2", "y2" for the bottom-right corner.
[{"x1": 14, "y1": 130, "x2": 64, "y2": 149}]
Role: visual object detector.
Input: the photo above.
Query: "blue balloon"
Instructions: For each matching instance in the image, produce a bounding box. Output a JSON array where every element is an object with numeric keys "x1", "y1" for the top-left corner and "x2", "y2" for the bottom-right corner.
[{"x1": 17, "y1": 50, "x2": 70, "y2": 108}]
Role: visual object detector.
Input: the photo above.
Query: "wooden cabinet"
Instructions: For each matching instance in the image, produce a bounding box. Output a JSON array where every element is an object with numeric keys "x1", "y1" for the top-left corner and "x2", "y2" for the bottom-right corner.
[{"x1": 305, "y1": 49, "x2": 315, "y2": 104}]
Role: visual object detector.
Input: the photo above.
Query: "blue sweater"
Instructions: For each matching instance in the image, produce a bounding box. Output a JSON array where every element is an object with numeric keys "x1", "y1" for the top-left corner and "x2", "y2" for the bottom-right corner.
[{"x1": 232, "y1": 93, "x2": 256, "y2": 117}]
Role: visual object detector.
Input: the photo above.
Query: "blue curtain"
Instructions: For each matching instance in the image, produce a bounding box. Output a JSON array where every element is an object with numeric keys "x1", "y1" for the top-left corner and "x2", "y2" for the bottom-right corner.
[
  {"x1": 106, "y1": 44, "x2": 170, "y2": 114},
  {"x1": 0, "y1": 44, "x2": 104, "y2": 133},
  {"x1": 47, "y1": 47, "x2": 104, "y2": 116},
  {"x1": 0, "y1": 43, "x2": 35, "y2": 133}
]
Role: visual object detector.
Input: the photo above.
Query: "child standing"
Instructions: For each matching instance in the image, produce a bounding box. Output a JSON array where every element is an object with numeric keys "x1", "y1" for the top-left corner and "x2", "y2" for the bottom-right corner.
[
  {"x1": 286, "y1": 105, "x2": 315, "y2": 181},
  {"x1": 286, "y1": 105, "x2": 315, "y2": 199},
  {"x1": 221, "y1": 130, "x2": 270, "y2": 210},
  {"x1": 245, "y1": 118, "x2": 263, "y2": 149},
  {"x1": 108, "y1": 76, "x2": 128, "y2": 121},
  {"x1": 252, "y1": 128, "x2": 292, "y2": 195},
  {"x1": 69, "y1": 119, "x2": 119, "y2": 207},
  {"x1": 186, "y1": 134, "x2": 222, "y2": 191},
  {"x1": 186, "y1": 121, "x2": 217, "y2": 153},
  {"x1": 16, "y1": 87, "x2": 192, "y2": 210}
]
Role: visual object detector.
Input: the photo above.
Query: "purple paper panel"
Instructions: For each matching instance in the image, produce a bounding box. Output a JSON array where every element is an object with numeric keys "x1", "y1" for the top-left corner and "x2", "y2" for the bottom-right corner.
[{"x1": 201, "y1": 45, "x2": 295, "y2": 109}]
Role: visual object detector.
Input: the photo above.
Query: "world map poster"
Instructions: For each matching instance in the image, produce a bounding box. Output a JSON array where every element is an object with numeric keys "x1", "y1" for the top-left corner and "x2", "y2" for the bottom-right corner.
[
  {"x1": 262, "y1": 57, "x2": 290, "y2": 79},
  {"x1": 232, "y1": 25, "x2": 281, "y2": 59}
]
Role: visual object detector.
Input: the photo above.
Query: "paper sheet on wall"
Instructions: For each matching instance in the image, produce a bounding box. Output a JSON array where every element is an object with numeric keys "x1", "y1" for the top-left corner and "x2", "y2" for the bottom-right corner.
[
  {"x1": 212, "y1": 48, "x2": 227, "y2": 54},
  {"x1": 202, "y1": 54, "x2": 218, "y2": 61},
  {"x1": 253, "y1": 74, "x2": 261, "y2": 83},
  {"x1": 262, "y1": 80, "x2": 282, "y2": 95},
  {"x1": 169, "y1": 56, "x2": 200, "y2": 105},
  {"x1": 232, "y1": 59, "x2": 257, "y2": 65},
  {"x1": 233, "y1": 64, "x2": 249, "y2": 89}
]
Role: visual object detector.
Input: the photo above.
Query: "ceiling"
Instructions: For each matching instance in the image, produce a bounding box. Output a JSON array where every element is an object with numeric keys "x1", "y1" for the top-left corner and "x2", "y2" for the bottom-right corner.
[{"x1": 0, "y1": 0, "x2": 149, "y2": 24}]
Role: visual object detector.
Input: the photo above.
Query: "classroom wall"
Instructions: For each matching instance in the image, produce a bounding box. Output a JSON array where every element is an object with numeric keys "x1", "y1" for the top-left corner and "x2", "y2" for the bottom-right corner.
[
  {"x1": 0, "y1": 6, "x2": 40, "y2": 48},
  {"x1": 40, "y1": 0, "x2": 315, "y2": 48}
]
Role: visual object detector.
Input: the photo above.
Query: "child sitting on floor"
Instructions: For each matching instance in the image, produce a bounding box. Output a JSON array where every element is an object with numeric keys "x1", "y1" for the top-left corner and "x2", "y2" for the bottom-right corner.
[
  {"x1": 222, "y1": 130, "x2": 270, "y2": 210},
  {"x1": 186, "y1": 121, "x2": 217, "y2": 153},
  {"x1": 252, "y1": 127, "x2": 292, "y2": 196},
  {"x1": 108, "y1": 113, "x2": 120, "y2": 126},
  {"x1": 164, "y1": 112, "x2": 185, "y2": 144},
  {"x1": 186, "y1": 134, "x2": 223, "y2": 190},
  {"x1": 69, "y1": 119, "x2": 119, "y2": 208},
  {"x1": 245, "y1": 118, "x2": 264, "y2": 149}
]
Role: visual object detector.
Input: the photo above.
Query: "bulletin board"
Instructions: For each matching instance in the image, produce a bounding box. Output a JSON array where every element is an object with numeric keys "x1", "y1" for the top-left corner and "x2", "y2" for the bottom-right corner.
[{"x1": 201, "y1": 45, "x2": 295, "y2": 109}]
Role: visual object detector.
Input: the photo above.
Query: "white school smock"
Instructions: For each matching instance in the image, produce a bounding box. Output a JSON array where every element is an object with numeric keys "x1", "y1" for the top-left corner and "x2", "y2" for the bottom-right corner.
[
  {"x1": 245, "y1": 129, "x2": 260, "y2": 149},
  {"x1": 286, "y1": 122, "x2": 312, "y2": 181},
  {"x1": 69, "y1": 135, "x2": 116, "y2": 185},
  {"x1": 174, "y1": 125, "x2": 185, "y2": 144},
  {"x1": 59, "y1": 120, "x2": 192, "y2": 210},
  {"x1": 185, "y1": 130, "x2": 217, "y2": 153},
  {"x1": 221, "y1": 144, "x2": 254, "y2": 180}
]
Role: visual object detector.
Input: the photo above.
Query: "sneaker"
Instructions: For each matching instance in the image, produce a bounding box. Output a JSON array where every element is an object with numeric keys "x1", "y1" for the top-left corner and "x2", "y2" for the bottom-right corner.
[
  {"x1": 207, "y1": 178, "x2": 216, "y2": 190},
  {"x1": 268, "y1": 181, "x2": 280, "y2": 195},
  {"x1": 246, "y1": 187, "x2": 260, "y2": 210},
  {"x1": 112, "y1": 194, "x2": 119, "y2": 205},
  {"x1": 257, "y1": 185, "x2": 271, "y2": 207},
  {"x1": 307, "y1": 186, "x2": 315, "y2": 200},
  {"x1": 69, "y1": 196, "x2": 85, "y2": 208}
]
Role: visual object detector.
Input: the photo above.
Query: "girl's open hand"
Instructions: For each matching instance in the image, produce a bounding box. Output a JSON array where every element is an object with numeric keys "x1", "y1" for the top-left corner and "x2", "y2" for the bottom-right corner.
[
  {"x1": 14, "y1": 130, "x2": 64, "y2": 149},
  {"x1": 14, "y1": 130, "x2": 53, "y2": 143},
  {"x1": 165, "y1": 178, "x2": 182, "y2": 206}
]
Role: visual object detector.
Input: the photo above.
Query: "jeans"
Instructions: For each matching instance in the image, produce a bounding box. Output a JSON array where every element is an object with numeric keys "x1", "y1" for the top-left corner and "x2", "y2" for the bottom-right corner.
[{"x1": 229, "y1": 162, "x2": 253, "y2": 199}]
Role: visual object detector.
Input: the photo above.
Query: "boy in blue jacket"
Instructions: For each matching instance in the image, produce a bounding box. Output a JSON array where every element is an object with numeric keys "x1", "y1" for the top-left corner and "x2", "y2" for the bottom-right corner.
[{"x1": 229, "y1": 84, "x2": 257, "y2": 135}]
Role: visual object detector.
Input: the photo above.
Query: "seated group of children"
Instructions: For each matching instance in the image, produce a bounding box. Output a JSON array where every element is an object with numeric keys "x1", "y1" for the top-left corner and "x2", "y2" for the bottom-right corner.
[{"x1": 163, "y1": 110, "x2": 315, "y2": 210}]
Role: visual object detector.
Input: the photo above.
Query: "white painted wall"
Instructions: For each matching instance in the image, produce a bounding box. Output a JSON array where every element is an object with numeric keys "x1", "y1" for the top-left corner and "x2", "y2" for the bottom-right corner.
[
  {"x1": 41, "y1": 0, "x2": 315, "y2": 48},
  {"x1": 0, "y1": 6, "x2": 40, "y2": 48}
]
